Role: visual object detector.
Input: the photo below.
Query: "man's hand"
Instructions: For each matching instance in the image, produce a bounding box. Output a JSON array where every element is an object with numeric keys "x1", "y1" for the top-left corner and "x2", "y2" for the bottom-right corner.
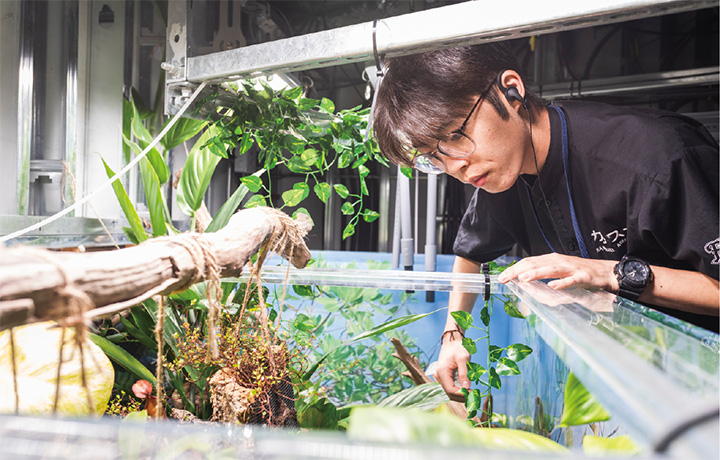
[
  {"x1": 497, "y1": 253, "x2": 618, "y2": 292},
  {"x1": 434, "y1": 338, "x2": 471, "y2": 395}
]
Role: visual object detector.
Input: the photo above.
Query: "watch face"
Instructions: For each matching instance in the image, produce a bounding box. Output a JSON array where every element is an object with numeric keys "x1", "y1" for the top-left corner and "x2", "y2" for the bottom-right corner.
[{"x1": 624, "y1": 260, "x2": 650, "y2": 284}]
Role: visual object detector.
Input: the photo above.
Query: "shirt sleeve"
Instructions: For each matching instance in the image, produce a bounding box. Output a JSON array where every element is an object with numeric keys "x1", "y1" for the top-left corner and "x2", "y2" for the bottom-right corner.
[
  {"x1": 635, "y1": 143, "x2": 719, "y2": 280},
  {"x1": 453, "y1": 190, "x2": 517, "y2": 263}
]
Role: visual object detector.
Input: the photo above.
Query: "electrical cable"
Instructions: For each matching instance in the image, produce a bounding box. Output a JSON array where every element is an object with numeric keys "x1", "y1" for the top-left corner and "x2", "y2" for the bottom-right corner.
[
  {"x1": 0, "y1": 82, "x2": 208, "y2": 244},
  {"x1": 652, "y1": 405, "x2": 720, "y2": 454}
]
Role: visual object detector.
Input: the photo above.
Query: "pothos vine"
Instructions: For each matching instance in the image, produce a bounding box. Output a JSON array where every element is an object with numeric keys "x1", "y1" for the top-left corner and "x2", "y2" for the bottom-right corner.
[
  {"x1": 451, "y1": 261, "x2": 533, "y2": 426},
  {"x1": 199, "y1": 80, "x2": 386, "y2": 239}
]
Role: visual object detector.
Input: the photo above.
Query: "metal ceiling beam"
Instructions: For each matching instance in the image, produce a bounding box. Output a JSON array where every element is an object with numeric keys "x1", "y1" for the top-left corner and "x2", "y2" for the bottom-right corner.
[
  {"x1": 181, "y1": 0, "x2": 717, "y2": 84},
  {"x1": 537, "y1": 66, "x2": 720, "y2": 100}
]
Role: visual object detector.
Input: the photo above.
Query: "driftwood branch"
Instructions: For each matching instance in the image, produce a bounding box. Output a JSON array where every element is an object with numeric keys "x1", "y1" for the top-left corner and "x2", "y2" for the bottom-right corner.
[
  {"x1": 0, "y1": 207, "x2": 311, "y2": 329},
  {"x1": 390, "y1": 337, "x2": 478, "y2": 422}
]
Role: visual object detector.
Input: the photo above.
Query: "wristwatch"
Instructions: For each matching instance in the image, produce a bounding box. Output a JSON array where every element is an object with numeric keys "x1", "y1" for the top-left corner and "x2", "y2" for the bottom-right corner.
[{"x1": 613, "y1": 255, "x2": 653, "y2": 301}]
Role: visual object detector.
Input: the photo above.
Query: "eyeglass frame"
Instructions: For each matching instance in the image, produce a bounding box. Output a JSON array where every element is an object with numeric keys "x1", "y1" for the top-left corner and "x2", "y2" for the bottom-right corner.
[{"x1": 411, "y1": 78, "x2": 498, "y2": 174}]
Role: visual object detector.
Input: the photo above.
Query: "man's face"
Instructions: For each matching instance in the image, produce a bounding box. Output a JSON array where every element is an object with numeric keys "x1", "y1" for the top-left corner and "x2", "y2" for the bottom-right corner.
[{"x1": 441, "y1": 95, "x2": 531, "y2": 193}]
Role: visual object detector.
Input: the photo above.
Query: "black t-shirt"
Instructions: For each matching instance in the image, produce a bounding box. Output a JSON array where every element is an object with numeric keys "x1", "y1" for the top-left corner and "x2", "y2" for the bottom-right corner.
[{"x1": 454, "y1": 100, "x2": 719, "y2": 331}]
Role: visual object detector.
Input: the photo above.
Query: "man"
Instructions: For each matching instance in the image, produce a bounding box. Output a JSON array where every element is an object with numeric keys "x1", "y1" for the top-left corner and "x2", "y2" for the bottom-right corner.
[{"x1": 372, "y1": 42, "x2": 719, "y2": 396}]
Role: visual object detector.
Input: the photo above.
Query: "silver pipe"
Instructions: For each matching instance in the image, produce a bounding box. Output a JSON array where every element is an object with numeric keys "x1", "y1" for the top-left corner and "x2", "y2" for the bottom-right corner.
[
  {"x1": 377, "y1": 165, "x2": 390, "y2": 252},
  {"x1": 391, "y1": 168, "x2": 401, "y2": 268},
  {"x1": 64, "y1": 1, "x2": 79, "y2": 216},
  {"x1": 16, "y1": 0, "x2": 35, "y2": 216},
  {"x1": 398, "y1": 166, "x2": 413, "y2": 270},
  {"x1": 425, "y1": 173, "x2": 438, "y2": 273}
]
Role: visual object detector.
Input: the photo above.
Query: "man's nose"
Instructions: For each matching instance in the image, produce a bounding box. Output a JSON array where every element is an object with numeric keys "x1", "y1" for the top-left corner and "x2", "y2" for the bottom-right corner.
[{"x1": 443, "y1": 155, "x2": 468, "y2": 177}]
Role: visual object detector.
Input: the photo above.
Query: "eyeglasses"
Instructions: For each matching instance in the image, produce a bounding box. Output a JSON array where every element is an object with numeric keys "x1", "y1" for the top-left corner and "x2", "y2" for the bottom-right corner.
[{"x1": 411, "y1": 80, "x2": 495, "y2": 175}]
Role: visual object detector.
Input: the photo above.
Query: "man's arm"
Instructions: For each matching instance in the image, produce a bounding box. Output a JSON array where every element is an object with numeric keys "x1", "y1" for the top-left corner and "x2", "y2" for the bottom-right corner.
[
  {"x1": 497, "y1": 253, "x2": 719, "y2": 315},
  {"x1": 435, "y1": 256, "x2": 482, "y2": 395}
]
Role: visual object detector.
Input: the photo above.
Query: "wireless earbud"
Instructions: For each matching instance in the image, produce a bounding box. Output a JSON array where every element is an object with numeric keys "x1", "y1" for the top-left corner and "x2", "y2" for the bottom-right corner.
[{"x1": 497, "y1": 70, "x2": 525, "y2": 104}]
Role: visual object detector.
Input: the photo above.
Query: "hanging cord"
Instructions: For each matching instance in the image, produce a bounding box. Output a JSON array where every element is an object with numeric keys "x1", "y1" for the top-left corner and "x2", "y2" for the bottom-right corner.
[
  {"x1": 520, "y1": 102, "x2": 569, "y2": 254},
  {"x1": 0, "y1": 81, "x2": 207, "y2": 244},
  {"x1": 652, "y1": 406, "x2": 720, "y2": 453},
  {"x1": 364, "y1": 18, "x2": 385, "y2": 141}
]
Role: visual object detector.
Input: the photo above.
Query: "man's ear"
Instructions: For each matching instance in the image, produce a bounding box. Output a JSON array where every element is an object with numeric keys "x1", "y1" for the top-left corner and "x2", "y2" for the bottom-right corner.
[{"x1": 497, "y1": 70, "x2": 526, "y2": 105}]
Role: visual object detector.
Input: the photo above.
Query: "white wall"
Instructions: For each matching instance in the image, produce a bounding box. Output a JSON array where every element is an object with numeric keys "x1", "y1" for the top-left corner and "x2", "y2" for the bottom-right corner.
[{"x1": 80, "y1": 0, "x2": 125, "y2": 218}]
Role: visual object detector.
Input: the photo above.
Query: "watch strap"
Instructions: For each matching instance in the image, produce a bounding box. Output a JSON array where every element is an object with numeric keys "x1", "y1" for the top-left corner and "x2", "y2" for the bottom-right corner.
[{"x1": 617, "y1": 284, "x2": 642, "y2": 301}]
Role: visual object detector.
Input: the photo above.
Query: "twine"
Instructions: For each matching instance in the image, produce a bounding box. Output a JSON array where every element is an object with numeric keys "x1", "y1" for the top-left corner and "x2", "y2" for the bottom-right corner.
[
  {"x1": 61, "y1": 160, "x2": 120, "y2": 250},
  {"x1": 9, "y1": 329, "x2": 18, "y2": 414},
  {"x1": 155, "y1": 295, "x2": 165, "y2": 419},
  {"x1": 22, "y1": 248, "x2": 96, "y2": 415}
]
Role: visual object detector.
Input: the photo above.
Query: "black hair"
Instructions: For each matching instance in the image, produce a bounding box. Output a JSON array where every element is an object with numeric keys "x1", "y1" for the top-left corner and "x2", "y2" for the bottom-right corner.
[{"x1": 373, "y1": 42, "x2": 543, "y2": 166}]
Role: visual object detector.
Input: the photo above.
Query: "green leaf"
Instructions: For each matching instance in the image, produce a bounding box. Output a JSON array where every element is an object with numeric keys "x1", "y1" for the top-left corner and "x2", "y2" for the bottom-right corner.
[
  {"x1": 303, "y1": 309, "x2": 440, "y2": 380},
  {"x1": 334, "y1": 184, "x2": 350, "y2": 198},
  {"x1": 240, "y1": 175, "x2": 263, "y2": 193},
  {"x1": 300, "y1": 148, "x2": 319, "y2": 166},
  {"x1": 314, "y1": 182, "x2": 331, "y2": 203},
  {"x1": 119, "y1": 315, "x2": 157, "y2": 352},
  {"x1": 465, "y1": 389, "x2": 482, "y2": 412},
  {"x1": 558, "y1": 372, "x2": 611, "y2": 427},
  {"x1": 488, "y1": 367, "x2": 502, "y2": 389},
  {"x1": 378, "y1": 383, "x2": 450, "y2": 411},
  {"x1": 89, "y1": 333, "x2": 156, "y2": 385},
  {"x1": 466, "y1": 362, "x2": 487, "y2": 381},
  {"x1": 244, "y1": 194, "x2": 266, "y2": 208},
  {"x1": 319, "y1": 97, "x2": 335, "y2": 113},
  {"x1": 347, "y1": 407, "x2": 567, "y2": 452},
  {"x1": 101, "y1": 157, "x2": 147, "y2": 243},
  {"x1": 582, "y1": 435, "x2": 640, "y2": 456},
  {"x1": 338, "y1": 151, "x2": 353, "y2": 168},
  {"x1": 298, "y1": 398, "x2": 338, "y2": 430},
  {"x1": 451, "y1": 311, "x2": 473, "y2": 330},
  {"x1": 293, "y1": 313, "x2": 316, "y2": 332},
  {"x1": 292, "y1": 285, "x2": 314, "y2": 297},
  {"x1": 138, "y1": 157, "x2": 166, "y2": 237},
  {"x1": 288, "y1": 155, "x2": 312, "y2": 173},
  {"x1": 496, "y1": 358, "x2": 520, "y2": 376},
  {"x1": 488, "y1": 345, "x2": 503, "y2": 362},
  {"x1": 461, "y1": 337, "x2": 477, "y2": 355},
  {"x1": 160, "y1": 118, "x2": 206, "y2": 151},
  {"x1": 177, "y1": 126, "x2": 223, "y2": 215},
  {"x1": 122, "y1": 97, "x2": 132, "y2": 163},
  {"x1": 292, "y1": 208, "x2": 314, "y2": 227},
  {"x1": 282, "y1": 86, "x2": 303, "y2": 101},
  {"x1": 237, "y1": 129, "x2": 254, "y2": 155},
  {"x1": 282, "y1": 182, "x2": 310, "y2": 207},
  {"x1": 121, "y1": 227, "x2": 140, "y2": 245},
  {"x1": 504, "y1": 300, "x2": 525, "y2": 319},
  {"x1": 206, "y1": 169, "x2": 265, "y2": 233},
  {"x1": 362, "y1": 209, "x2": 379, "y2": 223},
  {"x1": 506, "y1": 343, "x2": 533, "y2": 362},
  {"x1": 400, "y1": 165, "x2": 414, "y2": 180},
  {"x1": 341, "y1": 202, "x2": 355, "y2": 215},
  {"x1": 130, "y1": 104, "x2": 170, "y2": 184},
  {"x1": 298, "y1": 97, "x2": 317, "y2": 111},
  {"x1": 480, "y1": 306, "x2": 490, "y2": 327},
  {"x1": 342, "y1": 222, "x2": 355, "y2": 239}
]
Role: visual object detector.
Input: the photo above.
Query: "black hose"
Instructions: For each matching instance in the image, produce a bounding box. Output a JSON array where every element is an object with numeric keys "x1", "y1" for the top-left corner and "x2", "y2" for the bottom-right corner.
[{"x1": 652, "y1": 406, "x2": 720, "y2": 453}]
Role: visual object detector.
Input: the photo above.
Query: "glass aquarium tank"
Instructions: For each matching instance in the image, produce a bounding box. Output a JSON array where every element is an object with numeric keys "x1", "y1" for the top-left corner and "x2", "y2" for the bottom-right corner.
[{"x1": 0, "y1": 250, "x2": 717, "y2": 460}]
